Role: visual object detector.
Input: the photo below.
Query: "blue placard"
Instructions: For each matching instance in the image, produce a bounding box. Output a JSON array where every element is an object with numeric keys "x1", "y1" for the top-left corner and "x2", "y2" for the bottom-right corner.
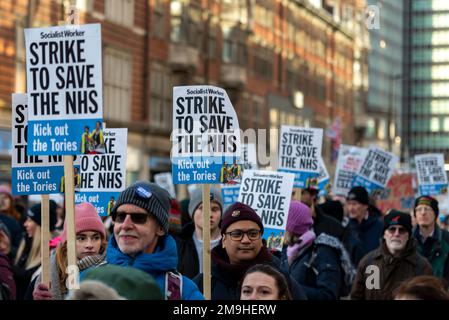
[
  {"x1": 277, "y1": 169, "x2": 319, "y2": 189},
  {"x1": 318, "y1": 177, "x2": 331, "y2": 197},
  {"x1": 172, "y1": 156, "x2": 240, "y2": 185},
  {"x1": 352, "y1": 174, "x2": 385, "y2": 195},
  {"x1": 265, "y1": 227, "x2": 285, "y2": 252},
  {"x1": 221, "y1": 185, "x2": 240, "y2": 209},
  {"x1": 418, "y1": 184, "x2": 448, "y2": 197},
  {"x1": 12, "y1": 165, "x2": 64, "y2": 195},
  {"x1": 11, "y1": 93, "x2": 81, "y2": 195},
  {"x1": 27, "y1": 119, "x2": 103, "y2": 155},
  {"x1": 75, "y1": 191, "x2": 120, "y2": 217}
]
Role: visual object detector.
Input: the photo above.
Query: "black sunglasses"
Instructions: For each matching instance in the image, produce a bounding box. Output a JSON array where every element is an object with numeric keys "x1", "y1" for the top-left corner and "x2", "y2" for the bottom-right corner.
[{"x1": 113, "y1": 212, "x2": 149, "y2": 224}]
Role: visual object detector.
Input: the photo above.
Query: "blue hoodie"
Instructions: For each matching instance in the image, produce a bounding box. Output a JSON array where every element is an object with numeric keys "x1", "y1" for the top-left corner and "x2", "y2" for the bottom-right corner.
[{"x1": 106, "y1": 234, "x2": 204, "y2": 300}]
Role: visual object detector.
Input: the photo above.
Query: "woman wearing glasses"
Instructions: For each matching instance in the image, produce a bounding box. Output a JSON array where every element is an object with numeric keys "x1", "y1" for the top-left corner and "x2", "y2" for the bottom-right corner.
[
  {"x1": 32, "y1": 202, "x2": 107, "y2": 300},
  {"x1": 351, "y1": 209, "x2": 432, "y2": 300}
]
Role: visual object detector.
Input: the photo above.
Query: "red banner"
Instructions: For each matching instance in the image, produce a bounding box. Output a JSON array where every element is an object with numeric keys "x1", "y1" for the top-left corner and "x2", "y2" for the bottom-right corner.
[{"x1": 376, "y1": 173, "x2": 415, "y2": 214}]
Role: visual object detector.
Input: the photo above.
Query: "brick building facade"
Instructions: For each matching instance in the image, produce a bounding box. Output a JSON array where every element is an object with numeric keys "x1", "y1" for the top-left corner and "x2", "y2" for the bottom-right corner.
[{"x1": 0, "y1": 0, "x2": 365, "y2": 193}]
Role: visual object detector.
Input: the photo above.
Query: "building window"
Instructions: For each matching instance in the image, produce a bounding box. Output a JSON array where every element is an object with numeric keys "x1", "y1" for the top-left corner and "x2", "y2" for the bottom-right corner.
[
  {"x1": 170, "y1": 1, "x2": 201, "y2": 47},
  {"x1": 412, "y1": 0, "x2": 449, "y2": 11},
  {"x1": 316, "y1": 70, "x2": 326, "y2": 102},
  {"x1": 366, "y1": 118, "x2": 375, "y2": 138},
  {"x1": 443, "y1": 117, "x2": 449, "y2": 131},
  {"x1": 377, "y1": 118, "x2": 386, "y2": 140},
  {"x1": 15, "y1": 20, "x2": 26, "y2": 93},
  {"x1": 150, "y1": 66, "x2": 172, "y2": 131},
  {"x1": 286, "y1": 59, "x2": 299, "y2": 91},
  {"x1": 270, "y1": 109, "x2": 278, "y2": 128},
  {"x1": 255, "y1": 2, "x2": 273, "y2": 29},
  {"x1": 152, "y1": 0, "x2": 166, "y2": 39},
  {"x1": 222, "y1": 26, "x2": 247, "y2": 65},
  {"x1": 252, "y1": 96, "x2": 265, "y2": 129},
  {"x1": 239, "y1": 94, "x2": 250, "y2": 129},
  {"x1": 170, "y1": 0, "x2": 184, "y2": 42},
  {"x1": 105, "y1": 0, "x2": 134, "y2": 27},
  {"x1": 431, "y1": 117, "x2": 440, "y2": 132},
  {"x1": 187, "y1": 4, "x2": 201, "y2": 47},
  {"x1": 104, "y1": 47, "x2": 132, "y2": 121},
  {"x1": 253, "y1": 45, "x2": 272, "y2": 80},
  {"x1": 208, "y1": 27, "x2": 217, "y2": 59}
]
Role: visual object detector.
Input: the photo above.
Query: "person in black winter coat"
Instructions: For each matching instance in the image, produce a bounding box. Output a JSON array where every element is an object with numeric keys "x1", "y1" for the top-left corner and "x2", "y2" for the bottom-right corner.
[
  {"x1": 175, "y1": 188, "x2": 223, "y2": 279},
  {"x1": 345, "y1": 186, "x2": 384, "y2": 267},
  {"x1": 318, "y1": 200, "x2": 344, "y2": 223},
  {"x1": 194, "y1": 202, "x2": 307, "y2": 300},
  {"x1": 301, "y1": 187, "x2": 345, "y2": 241},
  {"x1": 281, "y1": 201, "x2": 346, "y2": 300}
]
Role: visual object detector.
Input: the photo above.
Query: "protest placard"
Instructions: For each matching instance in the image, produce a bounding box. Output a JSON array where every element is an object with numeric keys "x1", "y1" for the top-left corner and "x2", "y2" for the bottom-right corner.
[
  {"x1": 238, "y1": 170, "x2": 294, "y2": 251},
  {"x1": 11, "y1": 93, "x2": 77, "y2": 195},
  {"x1": 74, "y1": 128, "x2": 127, "y2": 216},
  {"x1": 221, "y1": 143, "x2": 258, "y2": 209},
  {"x1": 154, "y1": 172, "x2": 176, "y2": 199},
  {"x1": 172, "y1": 85, "x2": 241, "y2": 184},
  {"x1": 332, "y1": 145, "x2": 368, "y2": 196},
  {"x1": 376, "y1": 172, "x2": 415, "y2": 214},
  {"x1": 277, "y1": 126, "x2": 323, "y2": 188},
  {"x1": 318, "y1": 158, "x2": 331, "y2": 197},
  {"x1": 25, "y1": 24, "x2": 103, "y2": 155},
  {"x1": 352, "y1": 147, "x2": 399, "y2": 195},
  {"x1": 415, "y1": 153, "x2": 448, "y2": 196}
]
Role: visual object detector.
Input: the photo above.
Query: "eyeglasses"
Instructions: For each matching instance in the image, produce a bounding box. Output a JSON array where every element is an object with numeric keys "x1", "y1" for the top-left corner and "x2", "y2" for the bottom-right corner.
[
  {"x1": 224, "y1": 229, "x2": 262, "y2": 241},
  {"x1": 415, "y1": 206, "x2": 433, "y2": 214},
  {"x1": 386, "y1": 226, "x2": 407, "y2": 235},
  {"x1": 113, "y1": 212, "x2": 149, "y2": 224}
]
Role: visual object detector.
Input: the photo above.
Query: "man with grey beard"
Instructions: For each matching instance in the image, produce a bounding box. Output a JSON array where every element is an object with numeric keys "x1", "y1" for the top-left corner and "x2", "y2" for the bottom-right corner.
[{"x1": 350, "y1": 210, "x2": 432, "y2": 300}]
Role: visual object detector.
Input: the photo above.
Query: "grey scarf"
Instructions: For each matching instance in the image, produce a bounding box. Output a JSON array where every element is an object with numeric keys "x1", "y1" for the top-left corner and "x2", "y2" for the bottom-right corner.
[{"x1": 34, "y1": 251, "x2": 106, "y2": 300}]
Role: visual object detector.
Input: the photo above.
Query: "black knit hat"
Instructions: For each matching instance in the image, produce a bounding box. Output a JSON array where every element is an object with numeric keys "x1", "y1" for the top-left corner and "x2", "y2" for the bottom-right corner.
[
  {"x1": 347, "y1": 186, "x2": 369, "y2": 205},
  {"x1": 111, "y1": 181, "x2": 171, "y2": 233},
  {"x1": 384, "y1": 209, "x2": 412, "y2": 235},
  {"x1": 414, "y1": 196, "x2": 439, "y2": 220},
  {"x1": 318, "y1": 200, "x2": 344, "y2": 223},
  {"x1": 219, "y1": 202, "x2": 264, "y2": 235},
  {"x1": 27, "y1": 200, "x2": 58, "y2": 231}
]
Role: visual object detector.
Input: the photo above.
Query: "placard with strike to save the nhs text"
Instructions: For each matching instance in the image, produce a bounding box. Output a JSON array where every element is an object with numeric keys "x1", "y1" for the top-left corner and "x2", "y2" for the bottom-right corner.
[{"x1": 24, "y1": 23, "x2": 103, "y2": 156}]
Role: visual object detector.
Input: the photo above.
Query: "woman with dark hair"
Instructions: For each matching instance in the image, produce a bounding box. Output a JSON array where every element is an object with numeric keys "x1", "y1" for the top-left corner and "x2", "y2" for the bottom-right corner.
[
  {"x1": 240, "y1": 264, "x2": 292, "y2": 300},
  {"x1": 394, "y1": 275, "x2": 449, "y2": 300}
]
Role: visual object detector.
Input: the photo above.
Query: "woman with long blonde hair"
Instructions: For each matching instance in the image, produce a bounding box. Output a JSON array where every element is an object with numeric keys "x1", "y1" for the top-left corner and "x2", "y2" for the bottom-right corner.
[
  {"x1": 13, "y1": 201, "x2": 58, "y2": 299},
  {"x1": 32, "y1": 202, "x2": 107, "y2": 300}
]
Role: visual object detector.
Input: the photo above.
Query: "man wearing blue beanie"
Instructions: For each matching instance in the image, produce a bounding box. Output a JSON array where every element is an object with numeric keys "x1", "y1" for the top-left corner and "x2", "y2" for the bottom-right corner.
[{"x1": 107, "y1": 181, "x2": 204, "y2": 300}]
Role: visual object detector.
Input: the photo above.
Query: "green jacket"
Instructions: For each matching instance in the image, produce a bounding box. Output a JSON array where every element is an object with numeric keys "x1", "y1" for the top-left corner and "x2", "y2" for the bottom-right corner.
[{"x1": 414, "y1": 225, "x2": 449, "y2": 281}]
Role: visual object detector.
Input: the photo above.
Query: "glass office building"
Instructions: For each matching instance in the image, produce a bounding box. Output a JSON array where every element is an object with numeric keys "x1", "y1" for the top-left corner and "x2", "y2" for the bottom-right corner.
[
  {"x1": 403, "y1": 0, "x2": 449, "y2": 162},
  {"x1": 365, "y1": 0, "x2": 404, "y2": 155}
]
